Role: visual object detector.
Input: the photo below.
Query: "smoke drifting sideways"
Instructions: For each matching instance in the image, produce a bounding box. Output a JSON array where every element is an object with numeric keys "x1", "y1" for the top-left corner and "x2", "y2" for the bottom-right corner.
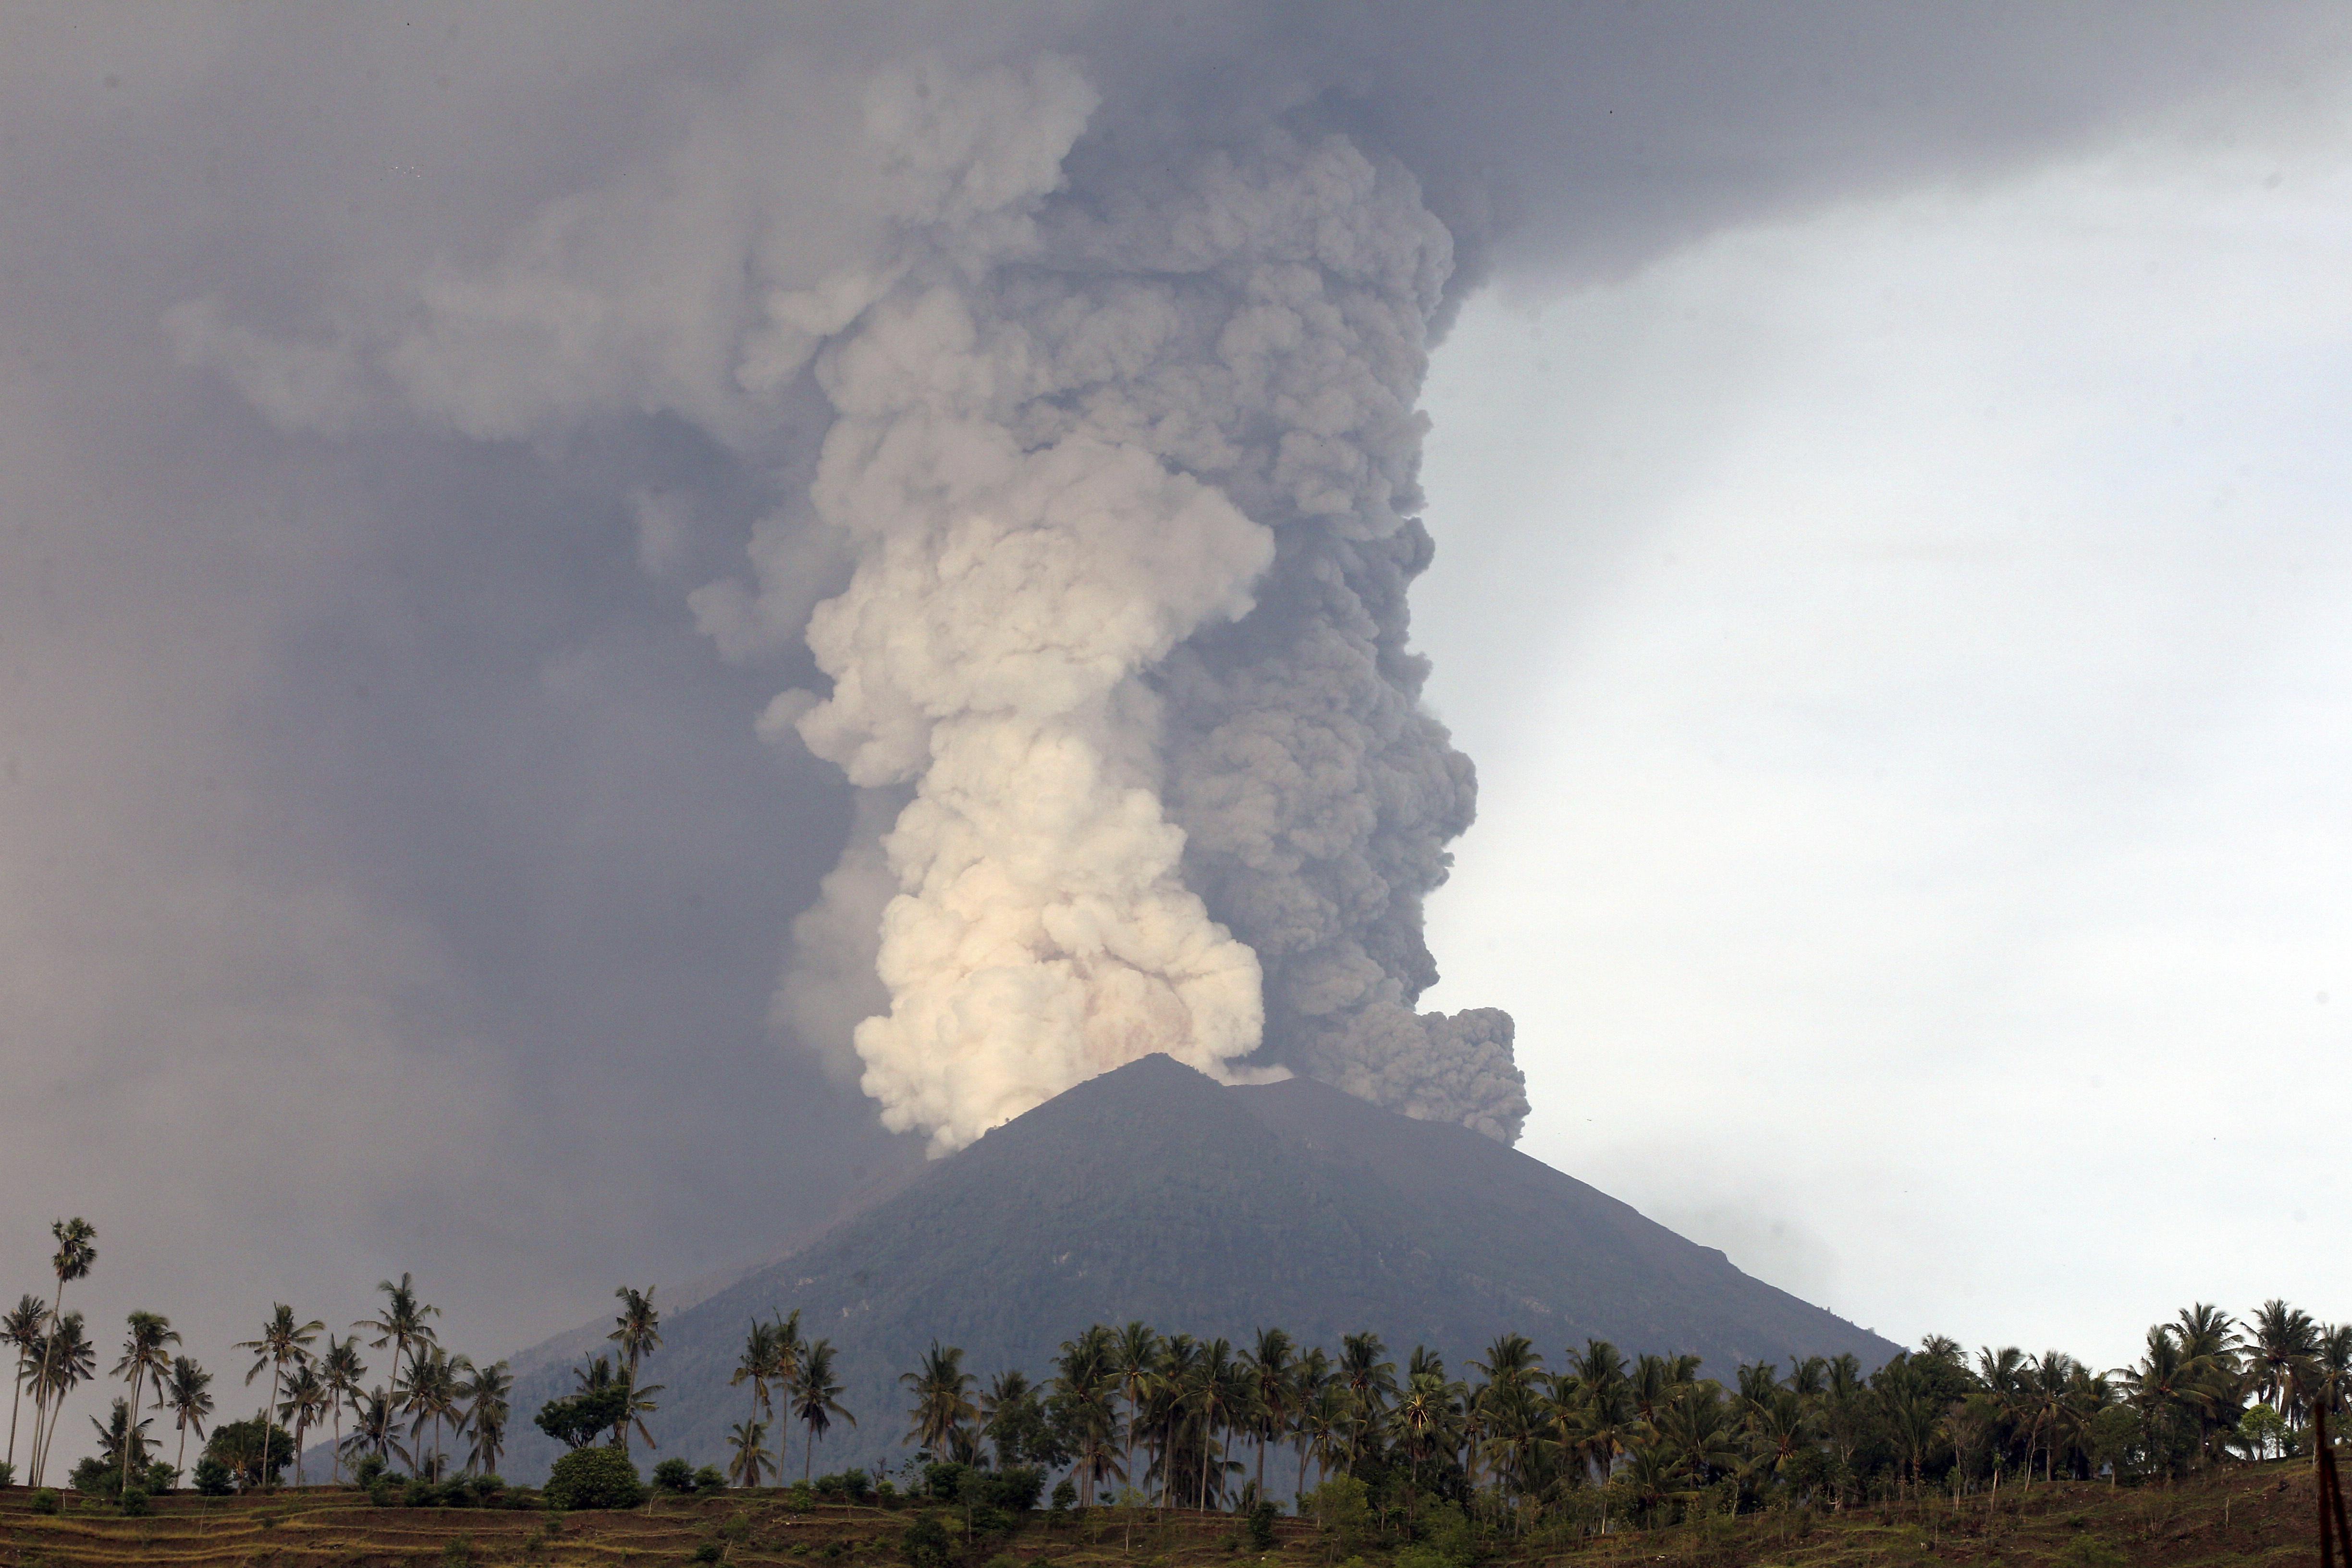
[{"x1": 176, "y1": 48, "x2": 1527, "y2": 1152}]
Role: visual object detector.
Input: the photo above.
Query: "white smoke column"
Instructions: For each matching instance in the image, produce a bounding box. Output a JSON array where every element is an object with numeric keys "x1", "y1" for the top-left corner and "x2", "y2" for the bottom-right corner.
[{"x1": 774, "y1": 91, "x2": 1530, "y2": 1148}]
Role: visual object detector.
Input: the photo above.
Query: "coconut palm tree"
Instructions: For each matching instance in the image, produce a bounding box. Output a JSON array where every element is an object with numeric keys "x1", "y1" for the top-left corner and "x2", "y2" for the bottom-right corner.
[
  {"x1": 354, "y1": 1275, "x2": 439, "y2": 1414},
  {"x1": 608, "y1": 1286, "x2": 662, "y2": 1458},
  {"x1": 727, "y1": 1419, "x2": 775, "y2": 1488},
  {"x1": 113, "y1": 1311, "x2": 178, "y2": 1492},
  {"x1": 319, "y1": 1337, "x2": 367, "y2": 1483},
  {"x1": 3, "y1": 1294, "x2": 46, "y2": 1477},
  {"x1": 27, "y1": 1217, "x2": 95, "y2": 1487},
  {"x1": 1187, "y1": 1337, "x2": 1252, "y2": 1508},
  {"x1": 27, "y1": 1312, "x2": 94, "y2": 1487},
  {"x1": 901, "y1": 1341, "x2": 979, "y2": 1456},
  {"x1": 793, "y1": 1339, "x2": 853, "y2": 1481},
  {"x1": 462, "y1": 1360, "x2": 512, "y2": 1476},
  {"x1": 235, "y1": 1305, "x2": 323, "y2": 1491},
  {"x1": 159, "y1": 1355, "x2": 214, "y2": 1478},
  {"x1": 1290, "y1": 1346, "x2": 1331, "y2": 1497},
  {"x1": 278, "y1": 1361, "x2": 328, "y2": 1485},
  {"x1": 2245, "y1": 1299, "x2": 2320, "y2": 1426},
  {"x1": 1336, "y1": 1332, "x2": 1396, "y2": 1472},
  {"x1": 770, "y1": 1310, "x2": 806, "y2": 1482},
  {"x1": 1112, "y1": 1322, "x2": 1161, "y2": 1505},
  {"x1": 734, "y1": 1319, "x2": 780, "y2": 1425},
  {"x1": 27, "y1": 1316, "x2": 95, "y2": 1485},
  {"x1": 1052, "y1": 1325, "x2": 1122, "y2": 1505},
  {"x1": 340, "y1": 1385, "x2": 409, "y2": 1473},
  {"x1": 398, "y1": 1345, "x2": 471, "y2": 1479},
  {"x1": 1243, "y1": 1328, "x2": 1297, "y2": 1502}
]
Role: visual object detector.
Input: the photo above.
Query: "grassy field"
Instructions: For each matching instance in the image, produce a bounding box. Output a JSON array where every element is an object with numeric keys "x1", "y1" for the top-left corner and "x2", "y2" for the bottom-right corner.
[{"x1": 0, "y1": 1462, "x2": 2329, "y2": 1568}]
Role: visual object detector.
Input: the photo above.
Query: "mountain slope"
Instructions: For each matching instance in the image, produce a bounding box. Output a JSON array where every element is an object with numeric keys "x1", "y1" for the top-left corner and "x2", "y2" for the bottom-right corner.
[{"x1": 504, "y1": 1056, "x2": 1896, "y2": 1478}]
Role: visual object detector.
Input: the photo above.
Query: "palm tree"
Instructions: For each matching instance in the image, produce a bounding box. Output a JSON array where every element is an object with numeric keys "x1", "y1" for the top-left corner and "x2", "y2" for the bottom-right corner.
[
  {"x1": 235, "y1": 1305, "x2": 323, "y2": 1491},
  {"x1": 728, "y1": 1419, "x2": 775, "y2": 1488},
  {"x1": 771, "y1": 1310, "x2": 806, "y2": 1482},
  {"x1": 340, "y1": 1385, "x2": 410, "y2": 1473},
  {"x1": 354, "y1": 1275, "x2": 439, "y2": 1415},
  {"x1": 113, "y1": 1311, "x2": 179, "y2": 1492},
  {"x1": 28, "y1": 1217, "x2": 95, "y2": 1487},
  {"x1": 27, "y1": 1312, "x2": 94, "y2": 1487},
  {"x1": 462, "y1": 1360, "x2": 513, "y2": 1476},
  {"x1": 793, "y1": 1339, "x2": 853, "y2": 1481},
  {"x1": 2245, "y1": 1299, "x2": 2320, "y2": 1426},
  {"x1": 901, "y1": 1341, "x2": 979, "y2": 1456},
  {"x1": 1244, "y1": 1327, "x2": 1297, "y2": 1502},
  {"x1": 1052, "y1": 1325, "x2": 1122, "y2": 1505},
  {"x1": 159, "y1": 1355, "x2": 215, "y2": 1478},
  {"x1": 1337, "y1": 1332, "x2": 1396, "y2": 1473},
  {"x1": 398, "y1": 1345, "x2": 471, "y2": 1479},
  {"x1": 1113, "y1": 1322, "x2": 1161, "y2": 1504},
  {"x1": 1188, "y1": 1337, "x2": 1252, "y2": 1508},
  {"x1": 320, "y1": 1337, "x2": 367, "y2": 1483},
  {"x1": 1290, "y1": 1346, "x2": 1331, "y2": 1497},
  {"x1": 608, "y1": 1286, "x2": 662, "y2": 1459},
  {"x1": 88, "y1": 1396, "x2": 154, "y2": 1480},
  {"x1": 277, "y1": 1361, "x2": 328, "y2": 1485},
  {"x1": 3, "y1": 1294, "x2": 47, "y2": 1477}
]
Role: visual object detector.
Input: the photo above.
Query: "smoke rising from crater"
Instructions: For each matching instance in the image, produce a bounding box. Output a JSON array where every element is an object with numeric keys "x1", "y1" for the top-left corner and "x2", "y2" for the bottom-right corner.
[{"x1": 767, "y1": 66, "x2": 1528, "y2": 1149}]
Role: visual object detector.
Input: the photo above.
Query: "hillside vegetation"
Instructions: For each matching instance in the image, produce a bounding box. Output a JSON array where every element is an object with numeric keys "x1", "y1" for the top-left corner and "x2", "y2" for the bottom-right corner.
[{"x1": 0, "y1": 1460, "x2": 2333, "y2": 1568}]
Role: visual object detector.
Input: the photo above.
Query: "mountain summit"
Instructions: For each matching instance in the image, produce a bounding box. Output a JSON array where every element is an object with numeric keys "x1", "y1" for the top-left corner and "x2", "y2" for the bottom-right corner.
[{"x1": 505, "y1": 1056, "x2": 1896, "y2": 1477}]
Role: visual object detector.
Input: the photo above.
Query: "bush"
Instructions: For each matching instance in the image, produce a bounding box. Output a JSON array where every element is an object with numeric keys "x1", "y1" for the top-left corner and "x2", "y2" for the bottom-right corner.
[
  {"x1": 471, "y1": 1473, "x2": 508, "y2": 1505},
  {"x1": 369, "y1": 1474, "x2": 404, "y2": 1507},
  {"x1": 192, "y1": 1456, "x2": 236, "y2": 1496},
  {"x1": 68, "y1": 1457, "x2": 120, "y2": 1498},
  {"x1": 1248, "y1": 1499, "x2": 1278, "y2": 1550},
  {"x1": 0, "y1": 1461, "x2": 12, "y2": 1488},
  {"x1": 991, "y1": 1465, "x2": 1044, "y2": 1512},
  {"x1": 119, "y1": 1486, "x2": 149, "y2": 1517},
  {"x1": 144, "y1": 1460, "x2": 178, "y2": 1495},
  {"x1": 404, "y1": 1477, "x2": 444, "y2": 1507},
  {"x1": 29, "y1": 1488, "x2": 61, "y2": 1515},
  {"x1": 1051, "y1": 1477, "x2": 1078, "y2": 1516},
  {"x1": 204, "y1": 1417, "x2": 294, "y2": 1491},
  {"x1": 351, "y1": 1454, "x2": 388, "y2": 1488},
  {"x1": 692, "y1": 1544, "x2": 724, "y2": 1565},
  {"x1": 903, "y1": 1510, "x2": 954, "y2": 1568},
  {"x1": 653, "y1": 1458, "x2": 698, "y2": 1494},
  {"x1": 695, "y1": 1465, "x2": 729, "y2": 1494},
  {"x1": 786, "y1": 1480, "x2": 816, "y2": 1512},
  {"x1": 545, "y1": 1445, "x2": 645, "y2": 1511}
]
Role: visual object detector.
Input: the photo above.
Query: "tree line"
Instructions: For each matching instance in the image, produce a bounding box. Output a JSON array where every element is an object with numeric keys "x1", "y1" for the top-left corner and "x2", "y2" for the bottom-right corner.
[{"x1": 11, "y1": 1211, "x2": 2349, "y2": 1534}]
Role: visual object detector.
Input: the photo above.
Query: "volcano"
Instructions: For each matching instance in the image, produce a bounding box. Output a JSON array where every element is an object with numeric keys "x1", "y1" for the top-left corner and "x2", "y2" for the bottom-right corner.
[{"x1": 502, "y1": 1056, "x2": 1897, "y2": 1480}]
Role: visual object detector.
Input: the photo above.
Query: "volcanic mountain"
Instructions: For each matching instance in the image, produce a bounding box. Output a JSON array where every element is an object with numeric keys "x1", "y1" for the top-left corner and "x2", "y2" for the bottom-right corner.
[{"x1": 502, "y1": 1056, "x2": 1897, "y2": 1480}]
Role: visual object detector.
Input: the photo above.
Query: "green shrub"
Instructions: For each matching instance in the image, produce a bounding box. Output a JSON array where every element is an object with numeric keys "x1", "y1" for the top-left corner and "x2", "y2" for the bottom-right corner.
[
  {"x1": 0, "y1": 1461, "x2": 12, "y2": 1488},
  {"x1": 192, "y1": 1456, "x2": 236, "y2": 1496},
  {"x1": 143, "y1": 1460, "x2": 178, "y2": 1495},
  {"x1": 695, "y1": 1465, "x2": 729, "y2": 1494},
  {"x1": 119, "y1": 1487, "x2": 149, "y2": 1517},
  {"x1": 876, "y1": 1479, "x2": 901, "y2": 1508},
  {"x1": 691, "y1": 1544, "x2": 724, "y2": 1564},
  {"x1": 786, "y1": 1480, "x2": 816, "y2": 1513},
  {"x1": 203, "y1": 1417, "x2": 294, "y2": 1491},
  {"x1": 351, "y1": 1454, "x2": 389, "y2": 1487},
  {"x1": 470, "y1": 1473, "x2": 508, "y2": 1504},
  {"x1": 545, "y1": 1445, "x2": 645, "y2": 1511},
  {"x1": 30, "y1": 1487, "x2": 61, "y2": 1515},
  {"x1": 991, "y1": 1466, "x2": 1044, "y2": 1511},
  {"x1": 1050, "y1": 1477, "x2": 1077, "y2": 1516},
  {"x1": 370, "y1": 1474, "x2": 403, "y2": 1507},
  {"x1": 903, "y1": 1510, "x2": 954, "y2": 1568},
  {"x1": 68, "y1": 1457, "x2": 121, "y2": 1497},
  {"x1": 1248, "y1": 1499, "x2": 1277, "y2": 1550},
  {"x1": 653, "y1": 1458, "x2": 698, "y2": 1494}
]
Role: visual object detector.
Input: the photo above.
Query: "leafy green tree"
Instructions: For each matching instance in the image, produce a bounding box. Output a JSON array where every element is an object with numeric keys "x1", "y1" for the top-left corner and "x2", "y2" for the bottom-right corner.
[
  {"x1": 205, "y1": 1416, "x2": 294, "y2": 1491},
  {"x1": 545, "y1": 1443, "x2": 644, "y2": 1509},
  {"x1": 2237, "y1": 1402, "x2": 2289, "y2": 1461}
]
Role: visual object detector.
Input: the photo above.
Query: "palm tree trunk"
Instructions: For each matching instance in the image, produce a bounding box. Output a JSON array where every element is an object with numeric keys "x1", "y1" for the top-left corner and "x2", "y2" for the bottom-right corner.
[
  {"x1": 802, "y1": 1422, "x2": 815, "y2": 1482},
  {"x1": 176, "y1": 1415, "x2": 189, "y2": 1478},
  {"x1": 121, "y1": 1364, "x2": 145, "y2": 1493},
  {"x1": 7, "y1": 1363, "x2": 23, "y2": 1474},
  {"x1": 262, "y1": 1362, "x2": 283, "y2": 1490},
  {"x1": 331, "y1": 1403, "x2": 343, "y2": 1485}
]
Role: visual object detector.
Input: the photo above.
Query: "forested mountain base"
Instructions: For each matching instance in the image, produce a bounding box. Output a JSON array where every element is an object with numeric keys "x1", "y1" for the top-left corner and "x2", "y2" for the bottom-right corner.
[{"x1": 0, "y1": 1461, "x2": 2330, "y2": 1568}]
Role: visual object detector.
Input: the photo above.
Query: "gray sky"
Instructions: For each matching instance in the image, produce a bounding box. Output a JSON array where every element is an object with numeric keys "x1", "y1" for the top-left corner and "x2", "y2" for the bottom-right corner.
[{"x1": 3, "y1": 1, "x2": 2347, "y2": 1455}]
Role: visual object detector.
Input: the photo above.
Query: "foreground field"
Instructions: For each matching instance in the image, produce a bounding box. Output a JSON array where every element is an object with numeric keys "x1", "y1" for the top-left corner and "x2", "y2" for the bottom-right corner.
[{"x1": 0, "y1": 1463, "x2": 2329, "y2": 1568}]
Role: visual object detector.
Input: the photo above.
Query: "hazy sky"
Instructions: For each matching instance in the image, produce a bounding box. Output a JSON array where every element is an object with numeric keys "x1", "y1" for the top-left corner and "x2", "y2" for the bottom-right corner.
[{"x1": 2, "y1": 1, "x2": 2347, "y2": 1457}]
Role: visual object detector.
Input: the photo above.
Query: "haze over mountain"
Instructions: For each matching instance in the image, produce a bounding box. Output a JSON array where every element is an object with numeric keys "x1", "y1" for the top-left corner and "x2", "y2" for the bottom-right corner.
[{"x1": 503, "y1": 1056, "x2": 1897, "y2": 1480}]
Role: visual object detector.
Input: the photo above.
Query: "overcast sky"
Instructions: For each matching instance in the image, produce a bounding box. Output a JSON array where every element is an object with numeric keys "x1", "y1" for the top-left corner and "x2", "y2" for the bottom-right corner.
[{"x1": 3, "y1": 2, "x2": 2348, "y2": 1457}]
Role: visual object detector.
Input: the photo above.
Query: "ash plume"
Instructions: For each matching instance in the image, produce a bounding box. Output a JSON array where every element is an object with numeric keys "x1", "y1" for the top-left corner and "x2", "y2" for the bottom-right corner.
[
  {"x1": 172, "y1": 49, "x2": 1531, "y2": 1151},
  {"x1": 765, "y1": 76, "x2": 1526, "y2": 1148}
]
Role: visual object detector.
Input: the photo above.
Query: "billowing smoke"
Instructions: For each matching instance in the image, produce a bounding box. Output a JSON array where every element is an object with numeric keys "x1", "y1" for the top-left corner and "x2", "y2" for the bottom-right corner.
[
  {"x1": 171, "y1": 50, "x2": 1528, "y2": 1152},
  {"x1": 764, "y1": 67, "x2": 1527, "y2": 1149}
]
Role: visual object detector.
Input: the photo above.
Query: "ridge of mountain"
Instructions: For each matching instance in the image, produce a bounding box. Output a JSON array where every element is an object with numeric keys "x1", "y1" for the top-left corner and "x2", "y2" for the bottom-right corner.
[{"x1": 502, "y1": 1056, "x2": 1898, "y2": 1479}]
